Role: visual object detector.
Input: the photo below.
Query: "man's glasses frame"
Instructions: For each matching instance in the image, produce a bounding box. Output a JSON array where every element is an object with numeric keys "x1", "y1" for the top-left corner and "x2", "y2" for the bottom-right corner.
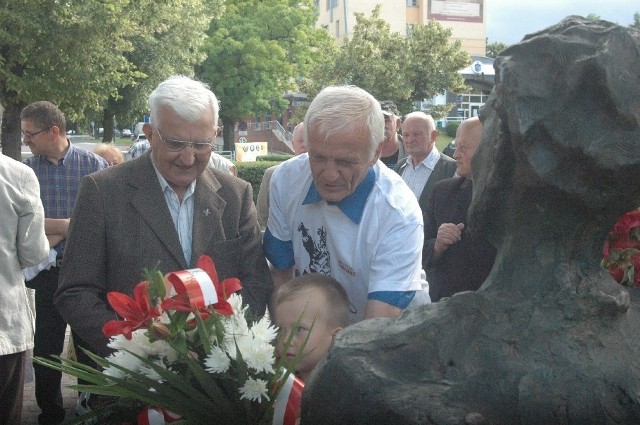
[
  {"x1": 21, "y1": 126, "x2": 52, "y2": 139},
  {"x1": 155, "y1": 128, "x2": 214, "y2": 153}
]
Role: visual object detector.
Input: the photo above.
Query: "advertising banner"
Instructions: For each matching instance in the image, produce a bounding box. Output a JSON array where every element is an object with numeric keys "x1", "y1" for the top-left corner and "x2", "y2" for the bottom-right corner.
[
  {"x1": 235, "y1": 142, "x2": 268, "y2": 162},
  {"x1": 428, "y1": 0, "x2": 483, "y2": 23}
]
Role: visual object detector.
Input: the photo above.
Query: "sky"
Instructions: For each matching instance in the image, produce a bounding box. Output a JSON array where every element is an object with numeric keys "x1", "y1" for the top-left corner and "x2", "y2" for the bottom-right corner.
[{"x1": 486, "y1": 0, "x2": 639, "y2": 44}]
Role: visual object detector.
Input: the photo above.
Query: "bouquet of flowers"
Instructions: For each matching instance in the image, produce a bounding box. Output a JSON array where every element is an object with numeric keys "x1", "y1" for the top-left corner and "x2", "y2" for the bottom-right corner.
[
  {"x1": 602, "y1": 209, "x2": 640, "y2": 286},
  {"x1": 35, "y1": 255, "x2": 303, "y2": 425}
]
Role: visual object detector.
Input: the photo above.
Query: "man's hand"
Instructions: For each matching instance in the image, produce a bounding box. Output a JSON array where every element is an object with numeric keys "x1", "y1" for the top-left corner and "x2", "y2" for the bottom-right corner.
[
  {"x1": 433, "y1": 223, "x2": 465, "y2": 259},
  {"x1": 45, "y1": 218, "x2": 70, "y2": 247}
]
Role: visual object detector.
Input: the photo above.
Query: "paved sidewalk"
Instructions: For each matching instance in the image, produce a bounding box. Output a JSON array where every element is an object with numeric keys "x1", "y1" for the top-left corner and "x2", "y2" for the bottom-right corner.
[{"x1": 22, "y1": 327, "x2": 78, "y2": 425}]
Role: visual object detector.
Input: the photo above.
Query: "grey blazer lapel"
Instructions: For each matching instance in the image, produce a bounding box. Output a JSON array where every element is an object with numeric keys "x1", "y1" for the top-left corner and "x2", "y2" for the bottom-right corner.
[
  {"x1": 129, "y1": 155, "x2": 186, "y2": 268},
  {"x1": 191, "y1": 169, "x2": 225, "y2": 266}
]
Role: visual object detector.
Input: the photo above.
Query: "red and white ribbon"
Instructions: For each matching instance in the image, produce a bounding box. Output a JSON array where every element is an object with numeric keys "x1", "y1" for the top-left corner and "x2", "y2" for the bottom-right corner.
[
  {"x1": 136, "y1": 407, "x2": 181, "y2": 425},
  {"x1": 136, "y1": 407, "x2": 165, "y2": 425},
  {"x1": 166, "y1": 268, "x2": 218, "y2": 308},
  {"x1": 272, "y1": 375, "x2": 304, "y2": 425}
]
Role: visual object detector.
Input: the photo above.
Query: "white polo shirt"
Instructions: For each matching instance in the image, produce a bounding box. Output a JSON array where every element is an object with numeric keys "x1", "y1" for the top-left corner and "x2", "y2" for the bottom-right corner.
[{"x1": 264, "y1": 154, "x2": 429, "y2": 323}]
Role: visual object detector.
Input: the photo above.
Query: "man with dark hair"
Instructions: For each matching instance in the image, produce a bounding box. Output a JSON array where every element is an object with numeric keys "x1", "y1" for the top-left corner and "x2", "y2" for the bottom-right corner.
[
  {"x1": 21, "y1": 100, "x2": 108, "y2": 424},
  {"x1": 378, "y1": 101, "x2": 405, "y2": 169}
]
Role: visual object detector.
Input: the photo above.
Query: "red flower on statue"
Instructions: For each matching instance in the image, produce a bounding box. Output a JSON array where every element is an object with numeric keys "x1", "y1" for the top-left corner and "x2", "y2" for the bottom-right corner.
[
  {"x1": 103, "y1": 281, "x2": 161, "y2": 339},
  {"x1": 602, "y1": 209, "x2": 640, "y2": 287}
]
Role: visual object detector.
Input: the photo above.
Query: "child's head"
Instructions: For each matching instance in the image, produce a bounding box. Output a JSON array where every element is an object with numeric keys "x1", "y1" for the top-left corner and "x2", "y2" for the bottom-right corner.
[{"x1": 271, "y1": 273, "x2": 350, "y2": 381}]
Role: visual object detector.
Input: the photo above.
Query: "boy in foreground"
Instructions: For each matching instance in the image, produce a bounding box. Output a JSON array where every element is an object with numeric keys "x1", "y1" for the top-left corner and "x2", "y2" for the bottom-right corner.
[{"x1": 271, "y1": 273, "x2": 350, "y2": 382}]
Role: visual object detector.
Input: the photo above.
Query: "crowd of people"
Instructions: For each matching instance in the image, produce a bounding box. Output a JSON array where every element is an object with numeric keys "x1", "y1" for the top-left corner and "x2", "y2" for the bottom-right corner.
[{"x1": 1, "y1": 75, "x2": 495, "y2": 424}]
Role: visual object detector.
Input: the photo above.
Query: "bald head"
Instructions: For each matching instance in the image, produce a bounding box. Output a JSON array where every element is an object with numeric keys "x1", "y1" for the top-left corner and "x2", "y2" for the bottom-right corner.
[
  {"x1": 292, "y1": 123, "x2": 306, "y2": 155},
  {"x1": 453, "y1": 116, "x2": 483, "y2": 179}
]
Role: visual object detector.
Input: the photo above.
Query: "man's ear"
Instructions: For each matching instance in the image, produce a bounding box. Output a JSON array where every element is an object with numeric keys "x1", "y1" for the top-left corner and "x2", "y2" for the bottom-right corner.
[
  {"x1": 331, "y1": 326, "x2": 344, "y2": 339},
  {"x1": 142, "y1": 123, "x2": 153, "y2": 140},
  {"x1": 371, "y1": 143, "x2": 383, "y2": 165}
]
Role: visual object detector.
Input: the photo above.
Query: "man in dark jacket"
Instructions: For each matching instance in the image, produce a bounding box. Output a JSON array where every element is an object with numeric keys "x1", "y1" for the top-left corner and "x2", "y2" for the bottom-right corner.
[{"x1": 423, "y1": 117, "x2": 496, "y2": 301}]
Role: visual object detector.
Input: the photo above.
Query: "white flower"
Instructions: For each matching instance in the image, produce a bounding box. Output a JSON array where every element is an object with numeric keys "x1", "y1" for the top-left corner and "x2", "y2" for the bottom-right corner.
[
  {"x1": 204, "y1": 346, "x2": 231, "y2": 373},
  {"x1": 251, "y1": 316, "x2": 278, "y2": 344},
  {"x1": 103, "y1": 351, "x2": 143, "y2": 380},
  {"x1": 243, "y1": 342, "x2": 276, "y2": 374},
  {"x1": 224, "y1": 312, "x2": 249, "y2": 339},
  {"x1": 138, "y1": 358, "x2": 167, "y2": 381},
  {"x1": 146, "y1": 339, "x2": 179, "y2": 364},
  {"x1": 227, "y1": 293, "x2": 247, "y2": 316},
  {"x1": 239, "y1": 377, "x2": 270, "y2": 402},
  {"x1": 224, "y1": 333, "x2": 253, "y2": 360}
]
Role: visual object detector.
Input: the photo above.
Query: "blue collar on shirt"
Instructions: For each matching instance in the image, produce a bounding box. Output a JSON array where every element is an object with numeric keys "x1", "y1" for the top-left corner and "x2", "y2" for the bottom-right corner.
[{"x1": 302, "y1": 167, "x2": 376, "y2": 224}]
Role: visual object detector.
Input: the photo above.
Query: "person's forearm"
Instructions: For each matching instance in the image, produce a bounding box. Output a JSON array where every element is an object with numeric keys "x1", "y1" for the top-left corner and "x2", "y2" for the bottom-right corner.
[
  {"x1": 364, "y1": 299, "x2": 401, "y2": 319},
  {"x1": 270, "y1": 266, "x2": 294, "y2": 291},
  {"x1": 45, "y1": 218, "x2": 70, "y2": 237}
]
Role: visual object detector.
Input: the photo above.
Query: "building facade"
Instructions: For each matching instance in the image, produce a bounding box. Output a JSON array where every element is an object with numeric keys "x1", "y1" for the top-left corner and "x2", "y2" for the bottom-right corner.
[{"x1": 315, "y1": 0, "x2": 486, "y2": 56}]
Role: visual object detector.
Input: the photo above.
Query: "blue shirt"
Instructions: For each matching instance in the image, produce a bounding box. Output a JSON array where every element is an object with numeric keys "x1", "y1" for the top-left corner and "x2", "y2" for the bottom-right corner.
[{"x1": 24, "y1": 141, "x2": 108, "y2": 255}]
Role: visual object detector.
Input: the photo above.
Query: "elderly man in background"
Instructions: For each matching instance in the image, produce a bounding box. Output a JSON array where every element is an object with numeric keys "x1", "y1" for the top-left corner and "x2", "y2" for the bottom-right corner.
[
  {"x1": 264, "y1": 85, "x2": 429, "y2": 323},
  {"x1": 0, "y1": 106, "x2": 50, "y2": 425},
  {"x1": 55, "y1": 75, "x2": 272, "y2": 358},
  {"x1": 22, "y1": 100, "x2": 108, "y2": 425},
  {"x1": 256, "y1": 122, "x2": 307, "y2": 229},
  {"x1": 423, "y1": 116, "x2": 496, "y2": 301},
  {"x1": 396, "y1": 111, "x2": 456, "y2": 207},
  {"x1": 378, "y1": 101, "x2": 405, "y2": 169}
]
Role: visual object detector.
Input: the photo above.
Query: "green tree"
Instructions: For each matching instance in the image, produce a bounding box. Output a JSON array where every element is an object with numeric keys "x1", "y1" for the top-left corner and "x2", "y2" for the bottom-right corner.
[
  {"x1": 0, "y1": 1, "x2": 135, "y2": 159},
  {"x1": 97, "y1": 0, "x2": 221, "y2": 143},
  {"x1": 631, "y1": 12, "x2": 640, "y2": 30},
  {"x1": 197, "y1": 0, "x2": 335, "y2": 150},
  {"x1": 585, "y1": 13, "x2": 600, "y2": 21},
  {"x1": 308, "y1": 5, "x2": 469, "y2": 118},
  {"x1": 486, "y1": 40, "x2": 509, "y2": 58}
]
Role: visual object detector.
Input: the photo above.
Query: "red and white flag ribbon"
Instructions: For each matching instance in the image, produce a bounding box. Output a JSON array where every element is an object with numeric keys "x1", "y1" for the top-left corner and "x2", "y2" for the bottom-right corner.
[
  {"x1": 272, "y1": 374, "x2": 304, "y2": 425},
  {"x1": 166, "y1": 268, "x2": 218, "y2": 308},
  {"x1": 136, "y1": 407, "x2": 165, "y2": 425}
]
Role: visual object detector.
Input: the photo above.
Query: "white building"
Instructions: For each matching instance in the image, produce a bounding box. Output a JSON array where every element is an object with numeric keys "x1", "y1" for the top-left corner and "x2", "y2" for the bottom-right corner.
[{"x1": 315, "y1": 0, "x2": 487, "y2": 56}]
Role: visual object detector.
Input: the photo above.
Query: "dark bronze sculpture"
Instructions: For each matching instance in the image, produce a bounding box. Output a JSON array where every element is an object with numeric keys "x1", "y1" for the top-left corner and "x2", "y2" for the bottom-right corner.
[{"x1": 302, "y1": 16, "x2": 640, "y2": 425}]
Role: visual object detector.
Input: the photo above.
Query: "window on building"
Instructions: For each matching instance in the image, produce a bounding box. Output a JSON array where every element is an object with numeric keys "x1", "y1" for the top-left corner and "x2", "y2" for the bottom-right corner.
[
  {"x1": 407, "y1": 0, "x2": 417, "y2": 6},
  {"x1": 336, "y1": 20, "x2": 340, "y2": 37}
]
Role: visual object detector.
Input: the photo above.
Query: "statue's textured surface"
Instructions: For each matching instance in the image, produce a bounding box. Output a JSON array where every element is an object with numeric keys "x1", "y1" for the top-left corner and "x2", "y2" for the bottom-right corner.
[{"x1": 301, "y1": 17, "x2": 640, "y2": 425}]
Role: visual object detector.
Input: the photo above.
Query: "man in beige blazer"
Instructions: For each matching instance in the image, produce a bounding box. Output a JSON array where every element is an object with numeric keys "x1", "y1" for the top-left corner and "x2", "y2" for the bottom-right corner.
[{"x1": 55, "y1": 76, "x2": 272, "y2": 357}]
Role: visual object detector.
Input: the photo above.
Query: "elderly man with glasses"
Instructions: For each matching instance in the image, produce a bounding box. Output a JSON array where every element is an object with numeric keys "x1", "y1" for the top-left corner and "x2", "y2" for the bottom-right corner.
[{"x1": 55, "y1": 76, "x2": 273, "y2": 361}]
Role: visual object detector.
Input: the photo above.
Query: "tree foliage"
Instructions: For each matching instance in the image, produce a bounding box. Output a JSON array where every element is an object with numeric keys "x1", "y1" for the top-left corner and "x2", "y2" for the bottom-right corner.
[
  {"x1": 631, "y1": 12, "x2": 640, "y2": 30},
  {"x1": 196, "y1": 0, "x2": 335, "y2": 150},
  {"x1": 486, "y1": 41, "x2": 509, "y2": 58},
  {"x1": 0, "y1": 0, "x2": 136, "y2": 158},
  {"x1": 98, "y1": 0, "x2": 220, "y2": 142},
  {"x1": 307, "y1": 5, "x2": 470, "y2": 117}
]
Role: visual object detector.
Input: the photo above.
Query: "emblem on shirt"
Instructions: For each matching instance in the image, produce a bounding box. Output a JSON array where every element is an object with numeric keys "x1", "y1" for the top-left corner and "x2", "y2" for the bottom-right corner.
[{"x1": 297, "y1": 222, "x2": 330, "y2": 275}]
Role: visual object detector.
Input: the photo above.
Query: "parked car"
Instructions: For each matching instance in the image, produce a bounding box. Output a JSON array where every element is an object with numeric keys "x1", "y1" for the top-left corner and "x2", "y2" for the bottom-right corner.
[
  {"x1": 133, "y1": 133, "x2": 148, "y2": 144},
  {"x1": 443, "y1": 139, "x2": 456, "y2": 157},
  {"x1": 122, "y1": 129, "x2": 132, "y2": 137}
]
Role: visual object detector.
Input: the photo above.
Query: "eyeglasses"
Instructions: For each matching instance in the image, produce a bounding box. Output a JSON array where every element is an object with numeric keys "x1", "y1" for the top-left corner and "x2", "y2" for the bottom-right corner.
[
  {"x1": 21, "y1": 126, "x2": 52, "y2": 139},
  {"x1": 155, "y1": 128, "x2": 214, "y2": 153}
]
